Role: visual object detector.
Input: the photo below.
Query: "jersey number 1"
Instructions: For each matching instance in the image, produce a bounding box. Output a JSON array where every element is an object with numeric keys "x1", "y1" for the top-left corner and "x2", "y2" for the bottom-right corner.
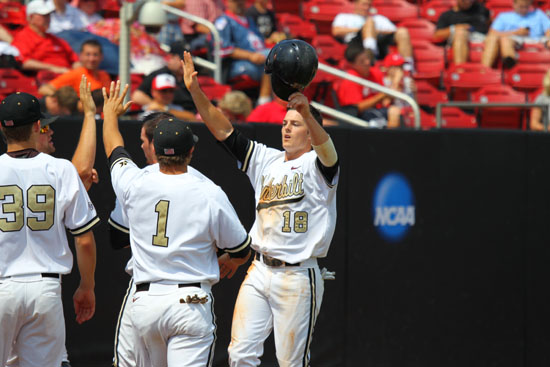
[
  {"x1": 282, "y1": 210, "x2": 308, "y2": 233},
  {"x1": 0, "y1": 185, "x2": 55, "y2": 232},
  {"x1": 152, "y1": 200, "x2": 170, "y2": 247}
]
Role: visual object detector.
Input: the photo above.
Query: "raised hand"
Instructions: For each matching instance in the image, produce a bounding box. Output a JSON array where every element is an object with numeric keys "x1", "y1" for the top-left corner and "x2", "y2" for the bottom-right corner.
[
  {"x1": 102, "y1": 80, "x2": 132, "y2": 118},
  {"x1": 79, "y1": 74, "x2": 96, "y2": 115},
  {"x1": 182, "y1": 51, "x2": 199, "y2": 91},
  {"x1": 287, "y1": 92, "x2": 312, "y2": 119}
]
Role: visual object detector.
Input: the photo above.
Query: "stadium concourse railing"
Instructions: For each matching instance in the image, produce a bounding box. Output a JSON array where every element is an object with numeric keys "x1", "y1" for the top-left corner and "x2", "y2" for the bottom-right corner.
[
  {"x1": 436, "y1": 102, "x2": 550, "y2": 131},
  {"x1": 157, "y1": 6, "x2": 421, "y2": 128}
]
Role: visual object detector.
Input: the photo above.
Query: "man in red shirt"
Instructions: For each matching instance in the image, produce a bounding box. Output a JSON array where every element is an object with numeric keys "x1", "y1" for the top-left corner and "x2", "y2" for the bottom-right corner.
[
  {"x1": 246, "y1": 96, "x2": 288, "y2": 124},
  {"x1": 336, "y1": 43, "x2": 401, "y2": 128},
  {"x1": 38, "y1": 39, "x2": 111, "y2": 97},
  {"x1": 11, "y1": 0, "x2": 79, "y2": 77}
]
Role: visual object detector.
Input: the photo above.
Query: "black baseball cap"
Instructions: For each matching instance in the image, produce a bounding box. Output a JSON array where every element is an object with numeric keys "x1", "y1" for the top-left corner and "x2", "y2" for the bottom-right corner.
[
  {"x1": 153, "y1": 118, "x2": 198, "y2": 156},
  {"x1": 0, "y1": 92, "x2": 58, "y2": 128}
]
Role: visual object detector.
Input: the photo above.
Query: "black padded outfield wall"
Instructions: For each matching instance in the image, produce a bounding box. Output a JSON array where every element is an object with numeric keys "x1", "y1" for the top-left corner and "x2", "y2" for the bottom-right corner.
[{"x1": 2, "y1": 119, "x2": 550, "y2": 367}]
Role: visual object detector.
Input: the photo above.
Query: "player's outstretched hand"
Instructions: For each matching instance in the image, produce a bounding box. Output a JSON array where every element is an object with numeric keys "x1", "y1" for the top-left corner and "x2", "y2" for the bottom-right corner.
[
  {"x1": 218, "y1": 252, "x2": 251, "y2": 279},
  {"x1": 102, "y1": 80, "x2": 132, "y2": 117},
  {"x1": 181, "y1": 51, "x2": 199, "y2": 92},
  {"x1": 73, "y1": 286, "x2": 95, "y2": 324},
  {"x1": 288, "y1": 92, "x2": 312, "y2": 119},
  {"x1": 79, "y1": 74, "x2": 96, "y2": 115}
]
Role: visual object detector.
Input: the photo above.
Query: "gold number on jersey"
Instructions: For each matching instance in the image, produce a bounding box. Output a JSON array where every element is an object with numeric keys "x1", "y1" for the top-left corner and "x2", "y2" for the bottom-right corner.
[
  {"x1": 27, "y1": 185, "x2": 55, "y2": 231},
  {"x1": 281, "y1": 210, "x2": 308, "y2": 233},
  {"x1": 0, "y1": 185, "x2": 24, "y2": 232},
  {"x1": 152, "y1": 200, "x2": 170, "y2": 247},
  {"x1": 0, "y1": 185, "x2": 55, "y2": 232}
]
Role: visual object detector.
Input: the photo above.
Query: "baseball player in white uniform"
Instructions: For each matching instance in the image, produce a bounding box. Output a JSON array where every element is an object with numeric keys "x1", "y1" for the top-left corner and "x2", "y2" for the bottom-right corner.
[
  {"x1": 108, "y1": 112, "x2": 218, "y2": 367},
  {"x1": 0, "y1": 92, "x2": 99, "y2": 367},
  {"x1": 102, "y1": 81, "x2": 252, "y2": 367},
  {"x1": 6, "y1": 76, "x2": 99, "y2": 367},
  {"x1": 182, "y1": 52, "x2": 340, "y2": 366}
]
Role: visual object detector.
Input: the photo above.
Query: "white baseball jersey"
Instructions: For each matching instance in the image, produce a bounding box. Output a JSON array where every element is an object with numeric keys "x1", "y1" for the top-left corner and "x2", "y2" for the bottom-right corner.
[
  {"x1": 108, "y1": 163, "x2": 215, "y2": 276},
  {"x1": 242, "y1": 142, "x2": 339, "y2": 264},
  {"x1": 0, "y1": 152, "x2": 99, "y2": 276},
  {"x1": 109, "y1": 148, "x2": 250, "y2": 285}
]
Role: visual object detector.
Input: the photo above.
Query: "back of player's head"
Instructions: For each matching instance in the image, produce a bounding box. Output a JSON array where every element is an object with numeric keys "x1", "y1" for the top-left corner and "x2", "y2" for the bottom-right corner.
[
  {"x1": 153, "y1": 118, "x2": 198, "y2": 167},
  {"x1": 0, "y1": 92, "x2": 56, "y2": 142},
  {"x1": 54, "y1": 86, "x2": 79, "y2": 114},
  {"x1": 142, "y1": 112, "x2": 174, "y2": 142}
]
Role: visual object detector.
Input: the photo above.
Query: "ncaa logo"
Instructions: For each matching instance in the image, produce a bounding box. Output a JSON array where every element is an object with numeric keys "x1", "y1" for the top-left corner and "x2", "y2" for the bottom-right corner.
[{"x1": 372, "y1": 172, "x2": 415, "y2": 242}]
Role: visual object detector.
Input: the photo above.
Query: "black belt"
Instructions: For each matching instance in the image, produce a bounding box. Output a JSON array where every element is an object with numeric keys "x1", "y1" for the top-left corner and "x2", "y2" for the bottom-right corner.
[
  {"x1": 255, "y1": 252, "x2": 299, "y2": 267},
  {"x1": 135, "y1": 282, "x2": 201, "y2": 292},
  {"x1": 42, "y1": 273, "x2": 61, "y2": 279}
]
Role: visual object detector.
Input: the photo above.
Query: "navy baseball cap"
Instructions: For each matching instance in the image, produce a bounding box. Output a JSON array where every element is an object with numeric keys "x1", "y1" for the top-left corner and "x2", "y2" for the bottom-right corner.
[
  {"x1": 0, "y1": 92, "x2": 58, "y2": 128},
  {"x1": 153, "y1": 118, "x2": 198, "y2": 156}
]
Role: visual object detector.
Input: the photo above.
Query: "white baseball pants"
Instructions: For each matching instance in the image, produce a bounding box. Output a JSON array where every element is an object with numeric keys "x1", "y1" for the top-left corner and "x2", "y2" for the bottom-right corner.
[
  {"x1": 228, "y1": 259, "x2": 324, "y2": 367},
  {"x1": 130, "y1": 283, "x2": 216, "y2": 367},
  {"x1": 0, "y1": 275, "x2": 65, "y2": 367},
  {"x1": 112, "y1": 278, "x2": 136, "y2": 367}
]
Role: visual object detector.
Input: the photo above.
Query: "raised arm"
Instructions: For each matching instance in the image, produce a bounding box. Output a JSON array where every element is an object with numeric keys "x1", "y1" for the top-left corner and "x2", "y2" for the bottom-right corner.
[
  {"x1": 182, "y1": 51, "x2": 234, "y2": 141},
  {"x1": 102, "y1": 80, "x2": 132, "y2": 158},
  {"x1": 72, "y1": 75, "x2": 96, "y2": 190}
]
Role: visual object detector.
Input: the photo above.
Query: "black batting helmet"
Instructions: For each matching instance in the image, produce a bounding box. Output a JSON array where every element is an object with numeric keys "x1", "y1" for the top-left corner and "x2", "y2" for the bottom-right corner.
[{"x1": 264, "y1": 39, "x2": 318, "y2": 101}]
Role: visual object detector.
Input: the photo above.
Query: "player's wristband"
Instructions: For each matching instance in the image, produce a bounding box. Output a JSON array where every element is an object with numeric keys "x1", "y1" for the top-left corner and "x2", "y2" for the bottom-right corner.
[{"x1": 312, "y1": 136, "x2": 338, "y2": 167}]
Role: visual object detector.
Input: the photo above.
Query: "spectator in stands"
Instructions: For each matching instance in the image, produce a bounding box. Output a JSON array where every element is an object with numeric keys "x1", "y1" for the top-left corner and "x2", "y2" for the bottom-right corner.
[
  {"x1": 154, "y1": 0, "x2": 186, "y2": 47},
  {"x1": 482, "y1": 0, "x2": 550, "y2": 69},
  {"x1": 49, "y1": 0, "x2": 87, "y2": 33},
  {"x1": 433, "y1": 0, "x2": 490, "y2": 65},
  {"x1": 215, "y1": 0, "x2": 273, "y2": 105},
  {"x1": 38, "y1": 39, "x2": 111, "y2": 96},
  {"x1": 381, "y1": 52, "x2": 415, "y2": 108},
  {"x1": 335, "y1": 43, "x2": 401, "y2": 128},
  {"x1": 140, "y1": 73, "x2": 197, "y2": 121},
  {"x1": 180, "y1": 0, "x2": 223, "y2": 52},
  {"x1": 218, "y1": 90, "x2": 253, "y2": 122},
  {"x1": 530, "y1": 70, "x2": 550, "y2": 131},
  {"x1": 11, "y1": 0, "x2": 79, "y2": 77},
  {"x1": 42, "y1": 85, "x2": 80, "y2": 115},
  {"x1": 246, "y1": 0, "x2": 287, "y2": 46},
  {"x1": 331, "y1": 0, "x2": 414, "y2": 70},
  {"x1": 246, "y1": 95, "x2": 288, "y2": 124},
  {"x1": 131, "y1": 42, "x2": 197, "y2": 113},
  {"x1": 76, "y1": 0, "x2": 103, "y2": 27}
]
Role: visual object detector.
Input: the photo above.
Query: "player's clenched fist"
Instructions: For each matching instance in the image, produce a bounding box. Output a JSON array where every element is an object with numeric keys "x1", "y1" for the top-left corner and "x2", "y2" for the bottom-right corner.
[{"x1": 287, "y1": 92, "x2": 312, "y2": 119}]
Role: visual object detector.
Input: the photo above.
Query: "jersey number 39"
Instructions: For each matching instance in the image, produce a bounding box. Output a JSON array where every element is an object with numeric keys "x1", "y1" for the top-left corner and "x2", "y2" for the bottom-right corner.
[{"x1": 0, "y1": 185, "x2": 55, "y2": 232}]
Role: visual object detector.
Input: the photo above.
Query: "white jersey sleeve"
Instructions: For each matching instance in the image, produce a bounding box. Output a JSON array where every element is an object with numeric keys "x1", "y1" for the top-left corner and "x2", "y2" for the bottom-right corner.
[{"x1": 109, "y1": 148, "x2": 145, "y2": 209}]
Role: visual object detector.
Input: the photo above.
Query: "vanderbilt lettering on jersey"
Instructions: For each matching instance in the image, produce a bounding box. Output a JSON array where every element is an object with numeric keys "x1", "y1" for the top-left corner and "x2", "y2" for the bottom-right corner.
[{"x1": 257, "y1": 173, "x2": 305, "y2": 210}]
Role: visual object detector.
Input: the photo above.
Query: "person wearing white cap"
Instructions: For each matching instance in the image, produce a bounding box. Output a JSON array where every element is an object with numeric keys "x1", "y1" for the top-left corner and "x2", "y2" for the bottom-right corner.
[
  {"x1": 140, "y1": 73, "x2": 196, "y2": 121},
  {"x1": 11, "y1": 0, "x2": 80, "y2": 77}
]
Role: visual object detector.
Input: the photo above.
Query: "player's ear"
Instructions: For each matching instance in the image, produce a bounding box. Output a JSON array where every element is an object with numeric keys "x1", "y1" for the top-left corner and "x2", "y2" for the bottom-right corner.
[{"x1": 33, "y1": 120, "x2": 41, "y2": 132}]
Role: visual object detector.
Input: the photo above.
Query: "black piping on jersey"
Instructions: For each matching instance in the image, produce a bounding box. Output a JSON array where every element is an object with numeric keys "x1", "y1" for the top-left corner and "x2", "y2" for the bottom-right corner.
[
  {"x1": 315, "y1": 158, "x2": 339, "y2": 188},
  {"x1": 108, "y1": 217, "x2": 130, "y2": 250},
  {"x1": 223, "y1": 234, "x2": 251, "y2": 258},
  {"x1": 109, "y1": 146, "x2": 133, "y2": 171},
  {"x1": 303, "y1": 268, "x2": 317, "y2": 367},
  {"x1": 206, "y1": 292, "x2": 217, "y2": 367},
  {"x1": 69, "y1": 216, "x2": 100, "y2": 236},
  {"x1": 113, "y1": 278, "x2": 133, "y2": 367},
  {"x1": 256, "y1": 195, "x2": 305, "y2": 211},
  {"x1": 219, "y1": 129, "x2": 255, "y2": 173}
]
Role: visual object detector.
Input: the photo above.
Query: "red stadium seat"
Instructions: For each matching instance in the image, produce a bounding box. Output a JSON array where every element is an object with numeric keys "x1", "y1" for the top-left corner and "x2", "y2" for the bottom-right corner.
[
  {"x1": 412, "y1": 40, "x2": 445, "y2": 87},
  {"x1": 398, "y1": 18, "x2": 436, "y2": 42},
  {"x1": 277, "y1": 13, "x2": 317, "y2": 43},
  {"x1": 420, "y1": 0, "x2": 454, "y2": 23},
  {"x1": 415, "y1": 80, "x2": 449, "y2": 108},
  {"x1": 485, "y1": 0, "x2": 513, "y2": 19},
  {"x1": 311, "y1": 34, "x2": 346, "y2": 63},
  {"x1": 273, "y1": 0, "x2": 302, "y2": 14},
  {"x1": 197, "y1": 75, "x2": 232, "y2": 102},
  {"x1": 504, "y1": 64, "x2": 548, "y2": 93},
  {"x1": 517, "y1": 45, "x2": 550, "y2": 65},
  {"x1": 443, "y1": 63, "x2": 502, "y2": 100},
  {"x1": 0, "y1": 69, "x2": 38, "y2": 96},
  {"x1": 403, "y1": 106, "x2": 478, "y2": 128},
  {"x1": 0, "y1": 2, "x2": 26, "y2": 27},
  {"x1": 445, "y1": 41, "x2": 484, "y2": 64},
  {"x1": 302, "y1": 0, "x2": 354, "y2": 35},
  {"x1": 369, "y1": 0, "x2": 419, "y2": 23},
  {"x1": 471, "y1": 84, "x2": 526, "y2": 129}
]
